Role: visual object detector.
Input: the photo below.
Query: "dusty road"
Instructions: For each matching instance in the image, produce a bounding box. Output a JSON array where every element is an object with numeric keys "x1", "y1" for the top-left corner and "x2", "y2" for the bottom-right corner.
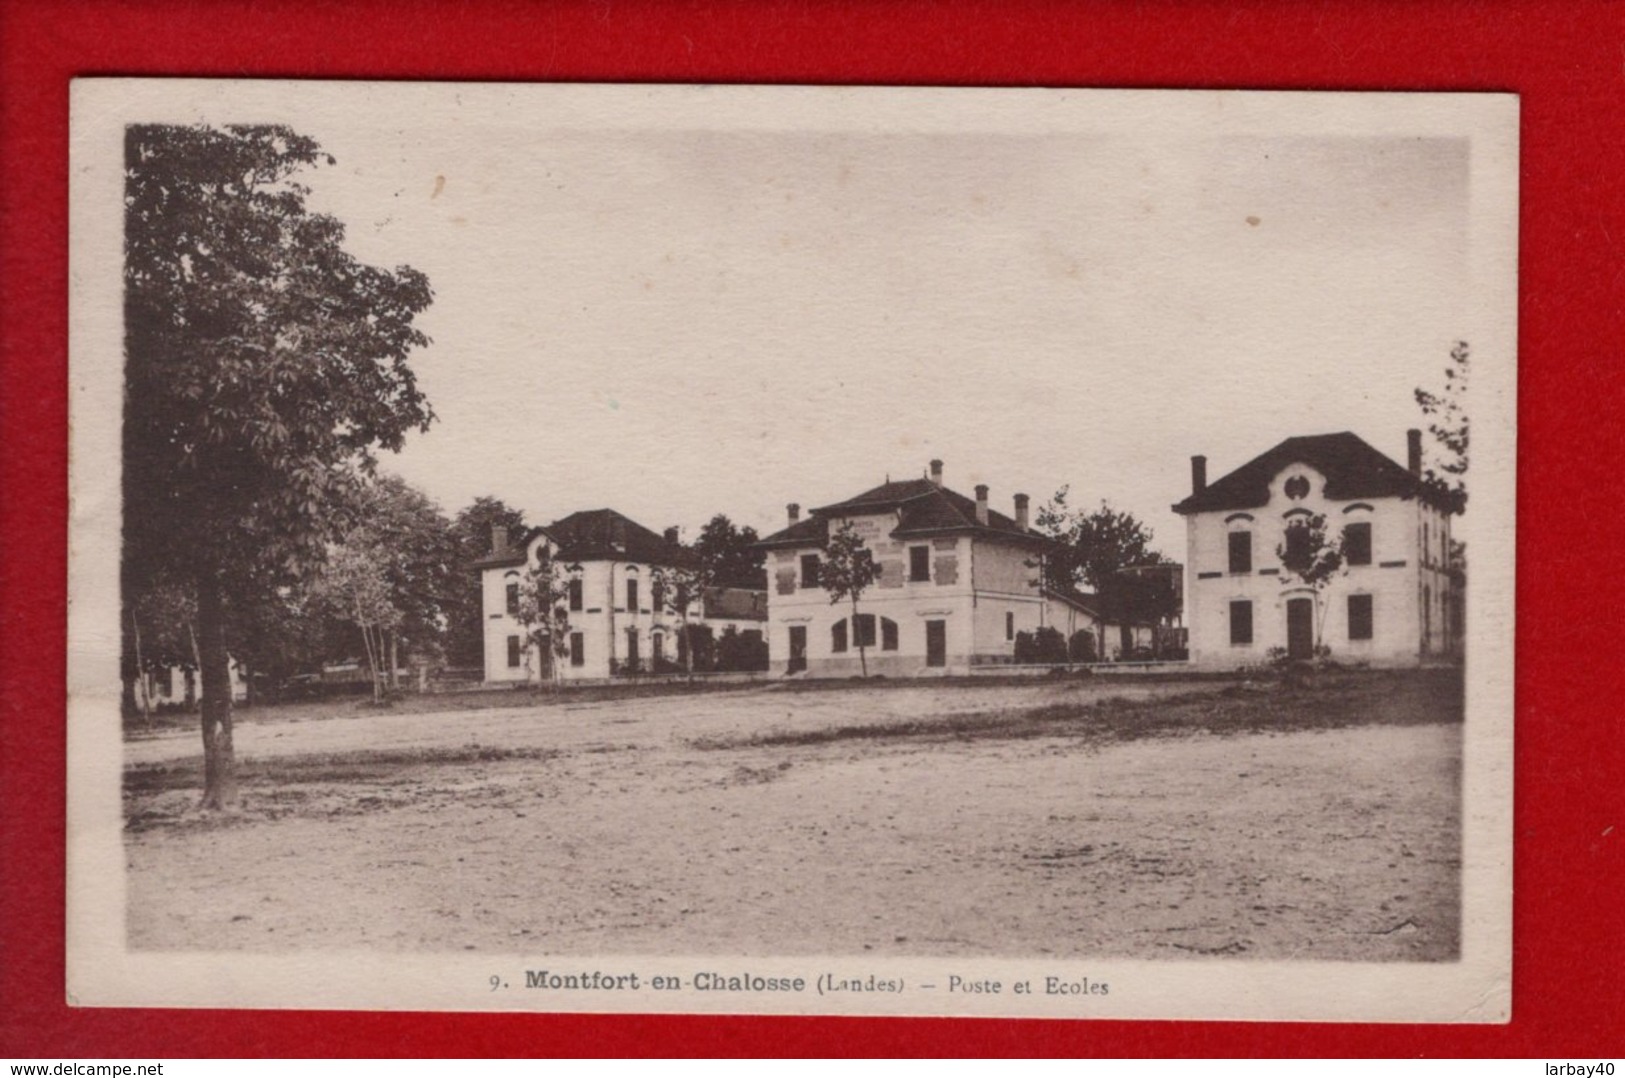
[{"x1": 124, "y1": 673, "x2": 1462, "y2": 961}]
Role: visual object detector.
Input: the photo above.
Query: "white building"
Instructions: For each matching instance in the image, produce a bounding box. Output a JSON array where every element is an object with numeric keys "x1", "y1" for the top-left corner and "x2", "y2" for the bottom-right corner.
[
  {"x1": 1173, "y1": 431, "x2": 1461, "y2": 668},
  {"x1": 474, "y1": 509, "x2": 767, "y2": 683},
  {"x1": 757, "y1": 460, "x2": 1101, "y2": 676}
]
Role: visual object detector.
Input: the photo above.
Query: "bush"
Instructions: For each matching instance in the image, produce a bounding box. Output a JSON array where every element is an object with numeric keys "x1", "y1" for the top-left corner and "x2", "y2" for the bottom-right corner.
[
  {"x1": 715, "y1": 628, "x2": 769, "y2": 672},
  {"x1": 1015, "y1": 626, "x2": 1069, "y2": 665},
  {"x1": 1067, "y1": 631, "x2": 1097, "y2": 663}
]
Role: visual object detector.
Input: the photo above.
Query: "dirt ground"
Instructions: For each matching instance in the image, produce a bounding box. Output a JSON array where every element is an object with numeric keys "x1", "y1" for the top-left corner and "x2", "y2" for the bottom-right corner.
[{"x1": 124, "y1": 670, "x2": 1462, "y2": 961}]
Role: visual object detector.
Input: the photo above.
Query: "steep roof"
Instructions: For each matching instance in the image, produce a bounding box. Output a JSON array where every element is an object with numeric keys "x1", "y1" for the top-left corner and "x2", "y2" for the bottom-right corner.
[
  {"x1": 469, "y1": 508, "x2": 695, "y2": 570},
  {"x1": 1172, "y1": 432, "x2": 1447, "y2": 515},
  {"x1": 759, "y1": 478, "x2": 1047, "y2": 548}
]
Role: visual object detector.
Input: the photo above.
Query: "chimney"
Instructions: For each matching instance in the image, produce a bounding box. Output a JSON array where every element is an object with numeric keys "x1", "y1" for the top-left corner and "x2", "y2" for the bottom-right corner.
[
  {"x1": 490, "y1": 522, "x2": 508, "y2": 554},
  {"x1": 1191, "y1": 455, "x2": 1207, "y2": 495},
  {"x1": 929, "y1": 459, "x2": 944, "y2": 487},
  {"x1": 787, "y1": 503, "x2": 801, "y2": 524},
  {"x1": 664, "y1": 526, "x2": 680, "y2": 545},
  {"x1": 974, "y1": 484, "x2": 990, "y2": 526},
  {"x1": 1014, "y1": 492, "x2": 1030, "y2": 531},
  {"x1": 1407, "y1": 428, "x2": 1423, "y2": 477}
]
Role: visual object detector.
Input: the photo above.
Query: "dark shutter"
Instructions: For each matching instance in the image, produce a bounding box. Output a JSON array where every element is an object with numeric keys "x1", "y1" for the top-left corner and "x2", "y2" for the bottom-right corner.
[
  {"x1": 1344, "y1": 522, "x2": 1372, "y2": 566},
  {"x1": 570, "y1": 632, "x2": 585, "y2": 667},
  {"x1": 1228, "y1": 531, "x2": 1252, "y2": 574},
  {"x1": 831, "y1": 619, "x2": 848, "y2": 653},
  {"x1": 1348, "y1": 594, "x2": 1374, "y2": 640},
  {"x1": 801, "y1": 554, "x2": 820, "y2": 588},
  {"x1": 855, "y1": 614, "x2": 876, "y2": 648},
  {"x1": 568, "y1": 578, "x2": 583, "y2": 612},
  {"x1": 626, "y1": 578, "x2": 638, "y2": 612},
  {"x1": 505, "y1": 582, "x2": 519, "y2": 615},
  {"x1": 1230, "y1": 600, "x2": 1253, "y2": 645},
  {"x1": 909, "y1": 546, "x2": 930, "y2": 582},
  {"x1": 506, "y1": 635, "x2": 522, "y2": 667},
  {"x1": 881, "y1": 618, "x2": 898, "y2": 651}
]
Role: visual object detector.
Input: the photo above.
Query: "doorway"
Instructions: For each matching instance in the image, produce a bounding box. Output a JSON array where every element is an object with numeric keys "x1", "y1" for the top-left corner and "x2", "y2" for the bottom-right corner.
[
  {"x1": 787, "y1": 625, "x2": 807, "y2": 674},
  {"x1": 1286, "y1": 598, "x2": 1314, "y2": 660},
  {"x1": 926, "y1": 620, "x2": 947, "y2": 668}
]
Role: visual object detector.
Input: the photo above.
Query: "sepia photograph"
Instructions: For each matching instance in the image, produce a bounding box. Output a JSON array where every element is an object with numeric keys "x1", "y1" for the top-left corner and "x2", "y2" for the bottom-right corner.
[{"x1": 67, "y1": 80, "x2": 1516, "y2": 1021}]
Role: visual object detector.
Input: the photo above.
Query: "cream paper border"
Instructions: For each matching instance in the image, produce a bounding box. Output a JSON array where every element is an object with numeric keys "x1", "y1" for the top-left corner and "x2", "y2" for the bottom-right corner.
[{"x1": 67, "y1": 80, "x2": 1516, "y2": 1021}]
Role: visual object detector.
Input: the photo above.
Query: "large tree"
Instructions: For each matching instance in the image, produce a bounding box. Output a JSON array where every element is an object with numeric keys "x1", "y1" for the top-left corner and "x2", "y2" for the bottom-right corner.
[
  {"x1": 446, "y1": 497, "x2": 527, "y2": 668},
  {"x1": 1034, "y1": 489, "x2": 1167, "y2": 591},
  {"x1": 819, "y1": 520, "x2": 881, "y2": 677},
  {"x1": 691, "y1": 514, "x2": 765, "y2": 589},
  {"x1": 124, "y1": 124, "x2": 434, "y2": 808}
]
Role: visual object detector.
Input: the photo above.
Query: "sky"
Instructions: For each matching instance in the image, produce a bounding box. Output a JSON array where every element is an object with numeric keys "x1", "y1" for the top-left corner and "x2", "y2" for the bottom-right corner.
[{"x1": 283, "y1": 88, "x2": 1484, "y2": 557}]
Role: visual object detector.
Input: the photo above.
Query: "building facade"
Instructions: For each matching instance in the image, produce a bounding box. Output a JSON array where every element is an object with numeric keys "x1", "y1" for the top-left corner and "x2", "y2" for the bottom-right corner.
[
  {"x1": 757, "y1": 460, "x2": 1060, "y2": 676},
  {"x1": 473, "y1": 509, "x2": 766, "y2": 683},
  {"x1": 1174, "y1": 431, "x2": 1460, "y2": 668}
]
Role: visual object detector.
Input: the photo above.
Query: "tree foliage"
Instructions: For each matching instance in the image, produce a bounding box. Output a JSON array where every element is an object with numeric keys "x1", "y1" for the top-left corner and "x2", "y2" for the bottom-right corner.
[
  {"x1": 1414, "y1": 340, "x2": 1470, "y2": 515},
  {"x1": 1276, "y1": 514, "x2": 1345, "y2": 650},
  {"x1": 1034, "y1": 489, "x2": 1167, "y2": 592},
  {"x1": 653, "y1": 557, "x2": 713, "y2": 678},
  {"x1": 819, "y1": 520, "x2": 881, "y2": 677},
  {"x1": 123, "y1": 124, "x2": 435, "y2": 806},
  {"x1": 692, "y1": 515, "x2": 765, "y2": 589},
  {"x1": 513, "y1": 543, "x2": 572, "y2": 687},
  {"x1": 447, "y1": 497, "x2": 527, "y2": 667}
]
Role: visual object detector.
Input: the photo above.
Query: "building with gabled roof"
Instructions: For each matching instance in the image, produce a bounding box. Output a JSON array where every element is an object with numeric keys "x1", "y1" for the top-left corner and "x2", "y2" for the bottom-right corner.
[
  {"x1": 757, "y1": 459, "x2": 1098, "y2": 676},
  {"x1": 473, "y1": 508, "x2": 765, "y2": 683},
  {"x1": 1174, "y1": 430, "x2": 1461, "y2": 668}
]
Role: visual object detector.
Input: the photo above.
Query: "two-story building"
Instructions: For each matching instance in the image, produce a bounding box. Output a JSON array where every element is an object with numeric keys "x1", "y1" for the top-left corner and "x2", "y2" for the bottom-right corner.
[
  {"x1": 1173, "y1": 430, "x2": 1460, "y2": 668},
  {"x1": 473, "y1": 508, "x2": 767, "y2": 683},
  {"x1": 757, "y1": 460, "x2": 1083, "y2": 676}
]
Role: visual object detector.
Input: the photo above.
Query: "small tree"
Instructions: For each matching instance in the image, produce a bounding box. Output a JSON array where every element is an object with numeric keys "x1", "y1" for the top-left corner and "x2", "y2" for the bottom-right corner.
[
  {"x1": 654, "y1": 558, "x2": 712, "y2": 678},
  {"x1": 1414, "y1": 340, "x2": 1470, "y2": 515},
  {"x1": 514, "y1": 545, "x2": 571, "y2": 688},
  {"x1": 313, "y1": 543, "x2": 401, "y2": 702},
  {"x1": 1034, "y1": 489, "x2": 1167, "y2": 591},
  {"x1": 819, "y1": 520, "x2": 881, "y2": 677},
  {"x1": 1276, "y1": 514, "x2": 1345, "y2": 652}
]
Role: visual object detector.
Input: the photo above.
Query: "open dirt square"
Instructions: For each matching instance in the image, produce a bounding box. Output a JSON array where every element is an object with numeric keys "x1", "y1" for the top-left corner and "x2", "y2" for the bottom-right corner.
[{"x1": 124, "y1": 670, "x2": 1462, "y2": 961}]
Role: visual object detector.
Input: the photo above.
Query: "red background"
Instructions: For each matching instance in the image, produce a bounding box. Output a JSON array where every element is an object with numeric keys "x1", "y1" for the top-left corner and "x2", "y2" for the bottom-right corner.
[{"x1": 3, "y1": 0, "x2": 1621, "y2": 1058}]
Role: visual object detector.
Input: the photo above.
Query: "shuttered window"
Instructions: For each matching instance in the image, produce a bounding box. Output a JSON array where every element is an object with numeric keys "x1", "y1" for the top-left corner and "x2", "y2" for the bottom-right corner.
[
  {"x1": 1344, "y1": 522, "x2": 1372, "y2": 566},
  {"x1": 831, "y1": 619, "x2": 848, "y2": 653},
  {"x1": 881, "y1": 618, "x2": 898, "y2": 651},
  {"x1": 568, "y1": 578, "x2": 583, "y2": 612},
  {"x1": 1230, "y1": 601, "x2": 1253, "y2": 645},
  {"x1": 1348, "y1": 594, "x2": 1374, "y2": 640},
  {"x1": 506, "y1": 635, "x2": 522, "y2": 668},
  {"x1": 909, "y1": 546, "x2": 930, "y2": 582},
  {"x1": 505, "y1": 582, "x2": 519, "y2": 615},
  {"x1": 801, "y1": 554, "x2": 821, "y2": 588},
  {"x1": 1228, "y1": 531, "x2": 1252, "y2": 574}
]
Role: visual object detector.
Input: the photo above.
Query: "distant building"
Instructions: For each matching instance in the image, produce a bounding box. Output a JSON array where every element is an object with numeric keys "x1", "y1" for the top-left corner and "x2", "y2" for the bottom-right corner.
[
  {"x1": 758, "y1": 460, "x2": 1097, "y2": 676},
  {"x1": 1173, "y1": 431, "x2": 1461, "y2": 668},
  {"x1": 473, "y1": 509, "x2": 767, "y2": 683}
]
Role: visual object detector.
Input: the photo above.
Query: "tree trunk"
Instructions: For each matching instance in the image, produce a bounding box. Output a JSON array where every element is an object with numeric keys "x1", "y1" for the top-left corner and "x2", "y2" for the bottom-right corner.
[
  {"x1": 388, "y1": 631, "x2": 399, "y2": 691},
  {"x1": 197, "y1": 576, "x2": 237, "y2": 810},
  {"x1": 852, "y1": 596, "x2": 868, "y2": 678},
  {"x1": 131, "y1": 613, "x2": 152, "y2": 728}
]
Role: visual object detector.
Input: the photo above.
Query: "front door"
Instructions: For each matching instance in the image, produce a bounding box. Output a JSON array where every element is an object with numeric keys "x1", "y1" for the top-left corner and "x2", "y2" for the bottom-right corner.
[
  {"x1": 787, "y1": 625, "x2": 807, "y2": 673},
  {"x1": 1286, "y1": 598, "x2": 1314, "y2": 660},
  {"x1": 925, "y1": 619, "x2": 947, "y2": 668},
  {"x1": 625, "y1": 628, "x2": 639, "y2": 672}
]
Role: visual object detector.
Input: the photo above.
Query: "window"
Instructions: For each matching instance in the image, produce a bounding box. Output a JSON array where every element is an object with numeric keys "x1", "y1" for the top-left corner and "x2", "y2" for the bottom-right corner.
[
  {"x1": 1228, "y1": 530, "x2": 1252, "y2": 574},
  {"x1": 1348, "y1": 594, "x2": 1374, "y2": 640},
  {"x1": 831, "y1": 619, "x2": 847, "y2": 653},
  {"x1": 909, "y1": 545, "x2": 931, "y2": 582},
  {"x1": 801, "y1": 553, "x2": 821, "y2": 588},
  {"x1": 881, "y1": 618, "x2": 898, "y2": 651},
  {"x1": 568, "y1": 577, "x2": 583, "y2": 612},
  {"x1": 626, "y1": 577, "x2": 639, "y2": 612},
  {"x1": 652, "y1": 632, "x2": 664, "y2": 662},
  {"x1": 506, "y1": 635, "x2": 522, "y2": 668},
  {"x1": 1283, "y1": 524, "x2": 1311, "y2": 566},
  {"x1": 1006, "y1": 612, "x2": 1015, "y2": 641},
  {"x1": 570, "y1": 632, "x2": 584, "y2": 667},
  {"x1": 1229, "y1": 600, "x2": 1253, "y2": 645},
  {"x1": 854, "y1": 613, "x2": 876, "y2": 648},
  {"x1": 1343, "y1": 522, "x2": 1372, "y2": 566},
  {"x1": 505, "y1": 582, "x2": 519, "y2": 615},
  {"x1": 651, "y1": 579, "x2": 665, "y2": 613}
]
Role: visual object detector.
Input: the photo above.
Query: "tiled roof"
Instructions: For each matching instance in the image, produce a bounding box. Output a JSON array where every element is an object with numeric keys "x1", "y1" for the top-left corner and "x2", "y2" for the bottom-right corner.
[
  {"x1": 1172, "y1": 432, "x2": 1447, "y2": 515},
  {"x1": 759, "y1": 478, "x2": 1046, "y2": 548},
  {"x1": 469, "y1": 509, "x2": 695, "y2": 570}
]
